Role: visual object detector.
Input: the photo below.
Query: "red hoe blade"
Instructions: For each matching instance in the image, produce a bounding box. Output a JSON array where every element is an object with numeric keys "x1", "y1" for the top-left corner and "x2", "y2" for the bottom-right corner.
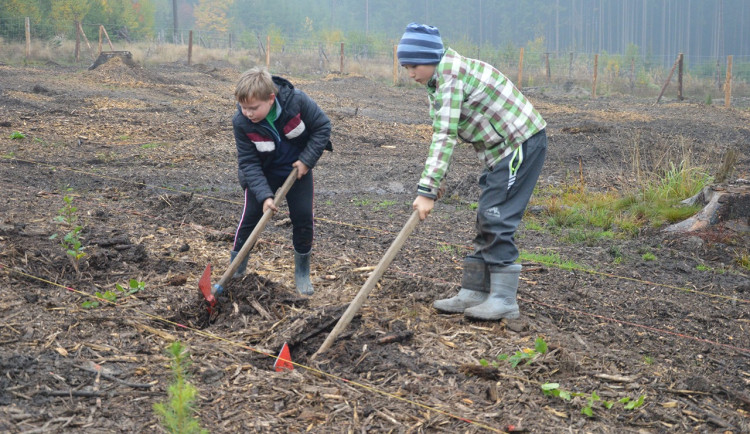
[
  {"x1": 196, "y1": 169, "x2": 299, "y2": 316},
  {"x1": 199, "y1": 264, "x2": 216, "y2": 311}
]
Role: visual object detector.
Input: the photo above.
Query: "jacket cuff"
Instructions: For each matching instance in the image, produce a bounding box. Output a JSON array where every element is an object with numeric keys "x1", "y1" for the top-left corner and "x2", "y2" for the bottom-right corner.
[{"x1": 417, "y1": 184, "x2": 438, "y2": 199}]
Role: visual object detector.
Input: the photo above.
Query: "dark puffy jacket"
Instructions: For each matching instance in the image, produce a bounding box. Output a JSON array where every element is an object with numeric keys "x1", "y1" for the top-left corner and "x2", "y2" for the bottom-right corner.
[{"x1": 232, "y1": 76, "x2": 332, "y2": 203}]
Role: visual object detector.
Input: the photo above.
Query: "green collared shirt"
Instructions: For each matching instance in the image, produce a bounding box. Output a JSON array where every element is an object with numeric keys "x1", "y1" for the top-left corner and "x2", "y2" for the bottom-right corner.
[{"x1": 418, "y1": 48, "x2": 546, "y2": 198}]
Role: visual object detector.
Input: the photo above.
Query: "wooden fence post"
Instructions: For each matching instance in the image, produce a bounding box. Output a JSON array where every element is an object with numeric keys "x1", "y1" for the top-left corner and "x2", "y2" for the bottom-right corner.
[
  {"x1": 100, "y1": 25, "x2": 114, "y2": 50},
  {"x1": 187, "y1": 30, "x2": 193, "y2": 65},
  {"x1": 393, "y1": 44, "x2": 398, "y2": 85},
  {"x1": 568, "y1": 52, "x2": 573, "y2": 79},
  {"x1": 656, "y1": 54, "x2": 680, "y2": 104},
  {"x1": 724, "y1": 55, "x2": 733, "y2": 108},
  {"x1": 25, "y1": 17, "x2": 30, "y2": 60},
  {"x1": 592, "y1": 54, "x2": 598, "y2": 99},
  {"x1": 677, "y1": 53, "x2": 684, "y2": 101},
  {"x1": 75, "y1": 21, "x2": 80, "y2": 62},
  {"x1": 77, "y1": 22, "x2": 96, "y2": 60},
  {"x1": 98, "y1": 25, "x2": 103, "y2": 55},
  {"x1": 340, "y1": 42, "x2": 344, "y2": 73},
  {"x1": 266, "y1": 35, "x2": 270, "y2": 67},
  {"x1": 517, "y1": 47, "x2": 524, "y2": 89},
  {"x1": 715, "y1": 59, "x2": 721, "y2": 90}
]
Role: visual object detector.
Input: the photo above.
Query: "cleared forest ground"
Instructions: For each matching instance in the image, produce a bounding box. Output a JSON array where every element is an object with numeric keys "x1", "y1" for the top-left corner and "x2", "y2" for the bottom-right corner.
[{"x1": 1, "y1": 59, "x2": 749, "y2": 432}]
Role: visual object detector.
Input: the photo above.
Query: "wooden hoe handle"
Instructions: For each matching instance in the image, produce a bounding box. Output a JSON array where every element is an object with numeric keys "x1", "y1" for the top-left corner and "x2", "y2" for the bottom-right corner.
[
  {"x1": 216, "y1": 168, "x2": 298, "y2": 289},
  {"x1": 313, "y1": 210, "x2": 421, "y2": 358}
]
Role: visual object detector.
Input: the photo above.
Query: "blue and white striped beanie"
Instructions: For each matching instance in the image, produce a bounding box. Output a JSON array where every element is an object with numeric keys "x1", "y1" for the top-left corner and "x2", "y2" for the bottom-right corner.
[{"x1": 397, "y1": 22, "x2": 444, "y2": 66}]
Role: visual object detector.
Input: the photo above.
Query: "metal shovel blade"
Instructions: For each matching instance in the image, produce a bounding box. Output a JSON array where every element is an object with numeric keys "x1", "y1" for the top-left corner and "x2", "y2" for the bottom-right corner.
[{"x1": 198, "y1": 264, "x2": 216, "y2": 309}]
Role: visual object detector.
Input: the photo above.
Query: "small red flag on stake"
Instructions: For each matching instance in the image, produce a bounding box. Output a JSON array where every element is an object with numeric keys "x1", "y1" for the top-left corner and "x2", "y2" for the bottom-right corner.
[{"x1": 274, "y1": 342, "x2": 293, "y2": 371}]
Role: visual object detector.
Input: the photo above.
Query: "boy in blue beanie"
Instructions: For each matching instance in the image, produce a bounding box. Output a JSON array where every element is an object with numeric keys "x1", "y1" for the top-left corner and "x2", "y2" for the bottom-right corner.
[
  {"x1": 230, "y1": 67, "x2": 332, "y2": 295},
  {"x1": 397, "y1": 23, "x2": 547, "y2": 321}
]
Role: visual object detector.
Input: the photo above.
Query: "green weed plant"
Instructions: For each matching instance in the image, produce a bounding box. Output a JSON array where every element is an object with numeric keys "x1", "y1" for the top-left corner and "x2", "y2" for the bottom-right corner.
[
  {"x1": 542, "y1": 383, "x2": 646, "y2": 417},
  {"x1": 82, "y1": 279, "x2": 146, "y2": 309},
  {"x1": 49, "y1": 194, "x2": 85, "y2": 276},
  {"x1": 480, "y1": 337, "x2": 646, "y2": 418},
  {"x1": 480, "y1": 337, "x2": 549, "y2": 368},
  {"x1": 352, "y1": 197, "x2": 371, "y2": 207}
]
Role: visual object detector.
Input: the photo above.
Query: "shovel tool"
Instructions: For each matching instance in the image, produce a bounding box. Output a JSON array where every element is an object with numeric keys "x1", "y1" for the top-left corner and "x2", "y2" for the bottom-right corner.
[
  {"x1": 199, "y1": 168, "x2": 299, "y2": 311},
  {"x1": 312, "y1": 209, "x2": 421, "y2": 358}
]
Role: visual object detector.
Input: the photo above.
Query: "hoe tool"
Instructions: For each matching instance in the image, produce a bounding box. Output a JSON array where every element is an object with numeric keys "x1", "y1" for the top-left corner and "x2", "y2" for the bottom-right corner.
[
  {"x1": 199, "y1": 168, "x2": 298, "y2": 310},
  {"x1": 313, "y1": 209, "x2": 421, "y2": 358}
]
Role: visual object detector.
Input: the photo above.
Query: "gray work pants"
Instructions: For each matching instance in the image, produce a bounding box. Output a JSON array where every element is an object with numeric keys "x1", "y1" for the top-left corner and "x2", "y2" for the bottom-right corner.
[{"x1": 467, "y1": 129, "x2": 547, "y2": 268}]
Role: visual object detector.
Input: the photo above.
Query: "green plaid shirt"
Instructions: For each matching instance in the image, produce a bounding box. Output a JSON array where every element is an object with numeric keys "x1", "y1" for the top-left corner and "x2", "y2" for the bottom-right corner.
[{"x1": 418, "y1": 48, "x2": 546, "y2": 198}]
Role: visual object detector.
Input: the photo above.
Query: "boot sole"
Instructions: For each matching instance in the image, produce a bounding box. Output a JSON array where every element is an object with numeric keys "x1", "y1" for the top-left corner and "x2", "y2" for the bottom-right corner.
[
  {"x1": 433, "y1": 306, "x2": 465, "y2": 314},
  {"x1": 433, "y1": 301, "x2": 486, "y2": 314},
  {"x1": 465, "y1": 309, "x2": 520, "y2": 321}
]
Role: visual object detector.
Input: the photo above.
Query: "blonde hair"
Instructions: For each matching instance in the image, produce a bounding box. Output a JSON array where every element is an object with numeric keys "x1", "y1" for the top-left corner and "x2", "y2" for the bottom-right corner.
[{"x1": 235, "y1": 67, "x2": 276, "y2": 102}]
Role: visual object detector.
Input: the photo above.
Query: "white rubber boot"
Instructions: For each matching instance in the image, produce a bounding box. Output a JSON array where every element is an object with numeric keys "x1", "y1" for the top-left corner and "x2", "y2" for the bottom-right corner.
[
  {"x1": 464, "y1": 264, "x2": 521, "y2": 320},
  {"x1": 433, "y1": 258, "x2": 489, "y2": 313}
]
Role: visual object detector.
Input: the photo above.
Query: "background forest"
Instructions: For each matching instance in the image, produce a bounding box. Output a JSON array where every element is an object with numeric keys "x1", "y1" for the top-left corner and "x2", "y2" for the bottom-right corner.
[{"x1": 1, "y1": 0, "x2": 749, "y2": 68}]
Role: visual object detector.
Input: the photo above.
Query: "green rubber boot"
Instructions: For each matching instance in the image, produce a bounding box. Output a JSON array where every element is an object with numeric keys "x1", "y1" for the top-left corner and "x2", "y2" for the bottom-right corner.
[
  {"x1": 464, "y1": 264, "x2": 521, "y2": 320},
  {"x1": 294, "y1": 250, "x2": 314, "y2": 295},
  {"x1": 230, "y1": 250, "x2": 249, "y2": 279},
  {"x1": 433, "y1": 258, "x2": 490, "y2": 313}
]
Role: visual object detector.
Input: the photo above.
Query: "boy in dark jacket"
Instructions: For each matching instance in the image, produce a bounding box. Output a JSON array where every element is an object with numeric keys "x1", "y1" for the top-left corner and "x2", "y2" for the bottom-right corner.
[
  {"x1": 397, "y1": 23, "x2": 547, "y2": 321},
  {"x1": 229, "y1": 67, "x2": 331, "y2": 295}
]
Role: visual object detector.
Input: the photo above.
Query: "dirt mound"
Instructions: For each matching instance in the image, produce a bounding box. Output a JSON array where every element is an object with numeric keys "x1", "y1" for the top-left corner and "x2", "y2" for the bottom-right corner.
[{"x1": 86, "y1": 55, "x2": 170, "y2": 86}]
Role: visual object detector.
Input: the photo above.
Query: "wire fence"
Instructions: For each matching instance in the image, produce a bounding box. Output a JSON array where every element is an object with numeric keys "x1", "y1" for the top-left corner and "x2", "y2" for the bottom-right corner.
[{"x1": 2, "y1": 17, "x2": 749, "y2": 107}]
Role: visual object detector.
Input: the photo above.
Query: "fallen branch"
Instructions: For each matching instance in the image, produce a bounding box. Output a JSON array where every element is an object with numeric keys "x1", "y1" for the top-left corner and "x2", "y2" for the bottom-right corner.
[
  {"x1": 40, "y1": 390, "x2": 104, "y2": 398},
  {"x1": 128, "y1": 320, "x2": 177, "y2": 341},
  {"x1": 375, "y1": 330, "x2": 413, "y2": 345},
  {"x1": 75, "y1": 364, "x2": 154, "y2": 389},
  {"x1": 593, "y1": 373, "x2": 638, "y2": 383}
]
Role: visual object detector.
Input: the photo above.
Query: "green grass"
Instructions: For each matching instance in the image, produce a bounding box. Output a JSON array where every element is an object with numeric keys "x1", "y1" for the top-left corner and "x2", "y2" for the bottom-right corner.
[
  {"x1": 374, "y1": 200, "x2": 397, "y2": 210},
  {"x1": 141, "y1": 142, "x2": 166, "y2": 149},
  {"x1": 437, "y1": 242, "x2": 462, "y2": 256},
  {"x1": 563, "y1": 228, "x2": 615, "y2": 245},
  {"x1": 520, "y1": 251, "x2": 582, "y2": 271},
  {"x1": 529, "y1": 159, "x2": 711, "y2": 242},
  {"x1": 737, "y1": 252, "x2": 750, "y2": 271},
  {"x1": 352, "y1": 197, "x2": 371, "y2": 207},
  {"x1": 524, "y1": 220, "x2": 544, "y2": 231}
]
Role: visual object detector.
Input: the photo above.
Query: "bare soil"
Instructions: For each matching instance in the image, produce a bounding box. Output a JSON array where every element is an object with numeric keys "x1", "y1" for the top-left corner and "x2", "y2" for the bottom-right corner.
[{"x1": 1, "y1": 58, "x2": 749, "y2": 433}]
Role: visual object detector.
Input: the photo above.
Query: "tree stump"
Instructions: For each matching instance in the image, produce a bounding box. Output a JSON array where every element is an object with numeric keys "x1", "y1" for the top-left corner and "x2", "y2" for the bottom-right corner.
[
  {"x1": 663, "y1": 181, "x2": 750, "y2": 233},
  {"x1": 88, "y1": 51, "x2": 135, "y2": 70}
]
